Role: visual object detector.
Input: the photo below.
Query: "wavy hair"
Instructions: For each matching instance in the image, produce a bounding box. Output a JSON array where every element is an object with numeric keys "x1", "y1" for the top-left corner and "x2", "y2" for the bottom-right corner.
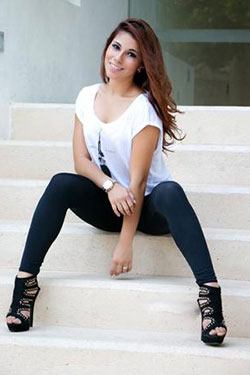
[{"x1": 100, "y1": 18, "x2": 185, "y2": 153}]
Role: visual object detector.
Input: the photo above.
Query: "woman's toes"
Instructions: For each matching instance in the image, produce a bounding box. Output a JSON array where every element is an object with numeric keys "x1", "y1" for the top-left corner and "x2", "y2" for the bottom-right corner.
[
  {"x1": 13, "y1": 318, "x2": 21, "y2": 324},
  {"x1": 208, "y1": 327, "x2": 226, "y2": 336},
  {"x1": 6, "y1": 316, "x2": 21, "y2": 324},
  {"x1": 216, "y1": 327, "x2": 226, "y2": 336},
  {"x1": 209, "y1": 328, "x2": 217, "y2": 336}
]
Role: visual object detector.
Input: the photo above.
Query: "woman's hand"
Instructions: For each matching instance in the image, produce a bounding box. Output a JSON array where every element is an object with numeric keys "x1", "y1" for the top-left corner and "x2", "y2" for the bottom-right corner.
[
  {"x1": 108, "y1": 183, "x2": 136, "y2": 217},
  {"x1": 110, "y1": 242, "x2": 133, "y2": 277}
]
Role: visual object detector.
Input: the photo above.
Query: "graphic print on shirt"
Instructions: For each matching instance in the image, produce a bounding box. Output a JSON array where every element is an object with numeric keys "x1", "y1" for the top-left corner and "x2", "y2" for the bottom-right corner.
[
  {"x1": 98, "y1": 129, "x2": 112, "y2": 177},
  {"x1": 98, "y1": 129, "x2": 106, "y2": 167}
]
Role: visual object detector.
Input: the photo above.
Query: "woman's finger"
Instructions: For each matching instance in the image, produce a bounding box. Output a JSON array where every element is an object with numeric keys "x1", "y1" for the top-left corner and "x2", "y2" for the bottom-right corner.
[
  {"x1": 120, "y1": 201, "x2": 132, "y2": 216},
  {"x1": 116, "y1": 263, "x2": 123, "y2": 276},
  {"x1": 116, "y1": 202, "x2": 126, "y2": 216},
  {"x1": 128, "y1": 191, "x2": 136, "y2": 204},
  {"x1": 126, "y1": 197, "x2": 135, "y2": 212},
  {"x1": 111, "y1": 203, "x2": 121, "y2": 217}
]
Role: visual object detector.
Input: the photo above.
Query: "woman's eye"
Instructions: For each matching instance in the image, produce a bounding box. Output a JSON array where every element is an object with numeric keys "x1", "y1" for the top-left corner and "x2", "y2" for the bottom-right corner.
[
  {"x1": 112, "y1": 43, "x2": 119, "y2": 50},
  {"x1": 128, "y1": 52, "x2": 136, "y2": 58}
]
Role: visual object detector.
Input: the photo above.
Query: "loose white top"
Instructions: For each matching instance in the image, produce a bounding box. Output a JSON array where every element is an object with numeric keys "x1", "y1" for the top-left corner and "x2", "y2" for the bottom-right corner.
[{"x1": 75, "y1": 83, "x2": 173, "y2": 195}]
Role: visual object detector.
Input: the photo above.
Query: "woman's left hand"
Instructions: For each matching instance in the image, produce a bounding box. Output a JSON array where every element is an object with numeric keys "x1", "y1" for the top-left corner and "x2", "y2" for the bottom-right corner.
[{"x1": 110, "y1": 242, "x2": 133, "y2": 277}]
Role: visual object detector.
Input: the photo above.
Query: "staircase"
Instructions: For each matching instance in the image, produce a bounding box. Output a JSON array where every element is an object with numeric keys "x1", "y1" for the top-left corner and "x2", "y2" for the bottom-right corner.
[{"x1": 0, "y1": 103, "x2": 250, "y2": 374}]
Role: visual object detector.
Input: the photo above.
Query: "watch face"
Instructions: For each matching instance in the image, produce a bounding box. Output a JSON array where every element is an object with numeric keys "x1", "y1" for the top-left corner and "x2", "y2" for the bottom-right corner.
[{"x1": 103, "y1": 179, "x2": 113, "y2": 191}]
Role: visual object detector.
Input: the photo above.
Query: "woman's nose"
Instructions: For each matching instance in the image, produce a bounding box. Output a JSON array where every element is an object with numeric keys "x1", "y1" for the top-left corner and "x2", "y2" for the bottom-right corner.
[{"x1": 114, "y1": 51, "x2": 123, "y2": 62}]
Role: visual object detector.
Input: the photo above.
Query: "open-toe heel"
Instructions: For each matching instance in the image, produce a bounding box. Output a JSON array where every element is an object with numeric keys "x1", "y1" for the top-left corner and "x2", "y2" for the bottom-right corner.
[
  {"x1": 6, "y1": 275, "x2": 40, "y2": 332},
  {"x1": 197, "y1": 285, "x2": 227, "y2": 345}
]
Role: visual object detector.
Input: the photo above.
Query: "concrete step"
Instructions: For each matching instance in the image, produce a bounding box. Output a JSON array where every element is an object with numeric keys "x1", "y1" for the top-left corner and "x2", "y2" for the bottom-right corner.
[
  {"x1": 176, "y1": 106, "x2": 250, "y2": 145},
  {"x1": 1, "y1": 220, "x2": 249, "y2": 281},
  {"x1": 0, "y1": 179, "x2": 249, "y2": 229},
  {"x1": 1, "y1": 271, "x2": 250, "y2": 338},
  {"x1": 1, "y1": 140, "x2": 250, "y2": 185},
  {"x1": 169, "y1": 144, "x2": 250, "y2": 186},
  {"x1": 1, "y1": 325, "x2": 249, "y2": 375},
  {"x1": 0, "y1": 140, "x2": 74, "y2": 179},
  {"x1": 10, "y1": 103, "x2": 74, "y2": 141},
  {"x1": 10, "y1": 104, "x2": 250, "y2": 145}
]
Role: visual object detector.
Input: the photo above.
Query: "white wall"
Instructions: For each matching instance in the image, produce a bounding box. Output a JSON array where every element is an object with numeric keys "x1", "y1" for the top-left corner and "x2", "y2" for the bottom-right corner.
[{"x1": 0, "y1": 0, "x2": 128, "y2": 138}]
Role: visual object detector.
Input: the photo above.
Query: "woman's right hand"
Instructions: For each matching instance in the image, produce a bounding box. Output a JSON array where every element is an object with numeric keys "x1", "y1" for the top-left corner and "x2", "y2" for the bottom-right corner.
[{"x1": 107, "y1": 183, "x2": 136, "y2": 217}]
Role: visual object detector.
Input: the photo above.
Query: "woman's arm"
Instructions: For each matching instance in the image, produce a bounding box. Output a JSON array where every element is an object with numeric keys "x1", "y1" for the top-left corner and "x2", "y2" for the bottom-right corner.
[
  {"x1": 73, "y1": 114, "x2": 110, "y2": 187},
  {"x1": 109, "y1": 125, "x2": 160, "y2": 276}
]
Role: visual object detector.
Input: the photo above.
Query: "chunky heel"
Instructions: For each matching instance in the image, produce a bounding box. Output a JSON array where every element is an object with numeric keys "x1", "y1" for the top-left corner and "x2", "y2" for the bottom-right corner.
[
  {"x1": 197, "y1": 285, "x2": 227, "y2": 345},
  {"x1": 6, "y1": 275, "x2": 40, "y2": 332}
]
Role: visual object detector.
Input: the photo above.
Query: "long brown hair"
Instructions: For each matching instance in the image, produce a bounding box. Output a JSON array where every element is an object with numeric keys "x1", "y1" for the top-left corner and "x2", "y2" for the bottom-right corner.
[{"x1": 100, "y1": 18, "x2": 185, "y2": 153}]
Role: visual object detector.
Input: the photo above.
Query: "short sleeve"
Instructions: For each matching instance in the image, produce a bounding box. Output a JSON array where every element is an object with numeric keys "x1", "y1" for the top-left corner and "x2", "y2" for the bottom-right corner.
[
  {"x1": 131, "y1": 96, "x2": 163, "y2": 139},
  {"x1": 75, "y1": 87, "x2": 86, "y2": 124}
]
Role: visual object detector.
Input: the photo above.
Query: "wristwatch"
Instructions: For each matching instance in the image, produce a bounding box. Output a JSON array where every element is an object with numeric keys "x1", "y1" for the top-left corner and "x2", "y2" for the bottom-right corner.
[{"x1": 102, "y1": 179, "x2": 116, "y2": 193}]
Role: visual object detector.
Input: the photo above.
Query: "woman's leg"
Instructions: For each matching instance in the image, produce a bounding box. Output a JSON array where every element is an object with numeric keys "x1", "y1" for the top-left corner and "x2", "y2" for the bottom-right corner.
[
  {"x1": 19, "y1": 172, "x2": 122, "y2": 276},
  {"x1": 138, "y1": 180, "x2": 217, "y2": 286},
  {"x1": 7, "y1": 172, "x2": 122, "y2": 326},
  {"x1": 138, "y1": 180, "x2": 226, "y2": 339}
]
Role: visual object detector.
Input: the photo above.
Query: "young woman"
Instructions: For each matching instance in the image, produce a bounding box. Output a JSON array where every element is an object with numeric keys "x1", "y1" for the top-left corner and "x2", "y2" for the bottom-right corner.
[{"x1": 6, "y1": 18, "x2": 227, "y2": 345}]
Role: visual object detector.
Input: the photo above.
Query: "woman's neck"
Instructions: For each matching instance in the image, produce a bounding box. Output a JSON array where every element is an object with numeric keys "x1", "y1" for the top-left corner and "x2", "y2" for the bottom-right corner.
[{"x1": 104, "y1": 79, "x2": 138, "y2": 98}]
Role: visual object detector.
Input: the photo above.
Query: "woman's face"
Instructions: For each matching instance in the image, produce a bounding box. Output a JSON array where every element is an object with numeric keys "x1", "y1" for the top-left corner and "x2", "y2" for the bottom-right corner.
[{"x1": 104, "y1": 31, "x2": 143, "y2": 82}]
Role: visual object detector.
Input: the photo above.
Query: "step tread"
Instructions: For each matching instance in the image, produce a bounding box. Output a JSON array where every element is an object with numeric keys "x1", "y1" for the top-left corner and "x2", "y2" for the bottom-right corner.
[
  {"x1": 171, "y1": 144, "x2": 250, "y2": 152},
  {"x1": 0, "y1": 324, "x2": 249, "y2": 358},
  {"x1": 0, "y1": 140, "x2": 71, "y2": 147},
  {"x1": 1, "y1": 270, "x2": 250, "y2": 297},
  {"x1": 0, "y1": 219, "x2": 249, "y2": 240},
  {"x1": 11, "y1": 103, "x2": 250, "y2": 111},
  {"x1": 1, "y1": 139, "x2": 250, "y2": 152},
  {"x1": 178, "y1": 105, "x2": 250, "y2": 111},
  {"x1": 0, "y1": 178, "x2": 250, "y2": 193},
  {"x1": 11, "y1": 103, "x2": 74, "y2": 108}
]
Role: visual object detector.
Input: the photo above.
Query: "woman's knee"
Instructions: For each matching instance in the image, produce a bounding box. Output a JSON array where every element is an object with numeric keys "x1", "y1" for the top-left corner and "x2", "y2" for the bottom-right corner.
[
  {"x1": 152, "y1": 181, "x2": 187, "y2": 209},
  {"x1": 49, "y1": 172, "x2": 73, "y2": 187},
  {"x1": 47, "y1": 172, "x2": 94, "y2": 197},
  {"x1": 46, "y1": 173, "x2": 79, "y2": 196}
]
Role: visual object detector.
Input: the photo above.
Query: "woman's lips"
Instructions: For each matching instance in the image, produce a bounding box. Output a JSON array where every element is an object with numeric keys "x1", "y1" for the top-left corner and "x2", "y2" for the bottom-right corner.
[{"x1": 109, "y1": 62, "x2": 123, "y2": 72}]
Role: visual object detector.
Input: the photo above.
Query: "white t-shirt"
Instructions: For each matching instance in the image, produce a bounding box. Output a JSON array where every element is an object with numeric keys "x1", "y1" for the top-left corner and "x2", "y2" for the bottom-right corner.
[{"x1": 75, "y1": 83, "x2": 173, "y2": 195}]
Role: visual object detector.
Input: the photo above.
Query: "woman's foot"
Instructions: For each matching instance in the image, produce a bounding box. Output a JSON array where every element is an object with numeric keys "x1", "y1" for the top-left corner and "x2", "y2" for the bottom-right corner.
[
  {"x1": 198, "y1": 282, "x2": 227, "y2": 344},
  {"x1": 6, "y1": 272, "x2": 38, "y2": 328},
  {"x1": 202, "y1": 282, "x2": 227, "y2": 338}
]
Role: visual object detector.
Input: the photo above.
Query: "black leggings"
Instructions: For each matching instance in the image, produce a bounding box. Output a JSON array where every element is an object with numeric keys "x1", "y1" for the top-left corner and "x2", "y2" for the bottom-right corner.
[{"x1": 19, "y1": 173, "x2": 217, "y2": 286}]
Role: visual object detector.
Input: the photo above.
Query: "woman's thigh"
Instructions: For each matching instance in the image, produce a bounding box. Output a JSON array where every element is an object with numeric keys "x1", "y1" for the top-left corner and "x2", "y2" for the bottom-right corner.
[
  {"x1": 51, "y1": 172, "x2": 123, "y2": 232},
  {"x1": 139, "y1": 179, "x2": 197, "y2": 236},
  {"x1": 138, "y1": 187, "x2": 171, "y2": 235}
]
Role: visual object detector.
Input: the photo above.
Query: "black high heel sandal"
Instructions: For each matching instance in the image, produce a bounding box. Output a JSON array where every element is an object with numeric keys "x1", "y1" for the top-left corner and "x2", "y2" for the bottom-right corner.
[
  {"x1": 197, "y1": 285, "x2": 227, "y2": 345},
  {"x1": 6, "y1": 275, "x2": 40, "y2": 332}
]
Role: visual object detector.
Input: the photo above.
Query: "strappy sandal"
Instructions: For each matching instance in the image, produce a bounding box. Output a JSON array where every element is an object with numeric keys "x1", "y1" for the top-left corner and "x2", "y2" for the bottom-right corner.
[
  {"x1": 6, "y1": 275, "x2": 40, "y2": 332},
  {"x1": 197, "y1": 285, "x2": 227, "y2": 345}
]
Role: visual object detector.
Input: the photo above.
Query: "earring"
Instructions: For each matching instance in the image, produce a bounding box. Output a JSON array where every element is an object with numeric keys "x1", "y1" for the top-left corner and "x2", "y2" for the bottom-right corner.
[{"x1": 137, "y1": 66, "x2": 144, "y2": 73}]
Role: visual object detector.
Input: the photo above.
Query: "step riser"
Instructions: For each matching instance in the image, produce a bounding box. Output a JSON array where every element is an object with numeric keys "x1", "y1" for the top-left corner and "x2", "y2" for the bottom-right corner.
[
  {"x1": 0, "y1": 143, "x2": 74, "y2": 180},
  {"x1": 11, "y1": 105, "x2": 74, "y2": 141},
  {"x1": 0, "y1": 343, "x2": 249, "y2": 375},
  {"x1": 1, "y1": 228, "x2": 249, "y2": 281},
  {"x1": 0, "y1": 184, "x2": 248, "y2": 229},
  {"x1": 1, "y1": 281, "x2": 249, "y2": 338},
  {"x1": 1, "y1": 143, "x2": 249, "y2": 186},
  {"x1": 168, "y1": 150, "x2": 250, "y2": 186},
  {"x1": 177, "y1": 107, "x2": 250, "y2": 145},
  {"x1": 11, "y1": 105, "x2": 250, "y2": 145}
]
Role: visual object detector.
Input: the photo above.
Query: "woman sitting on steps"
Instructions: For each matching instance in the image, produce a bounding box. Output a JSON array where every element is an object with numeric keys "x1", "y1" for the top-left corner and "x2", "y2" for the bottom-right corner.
[{"x1": 6, "y1": 17, "x2": 227, "y2": 345}]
